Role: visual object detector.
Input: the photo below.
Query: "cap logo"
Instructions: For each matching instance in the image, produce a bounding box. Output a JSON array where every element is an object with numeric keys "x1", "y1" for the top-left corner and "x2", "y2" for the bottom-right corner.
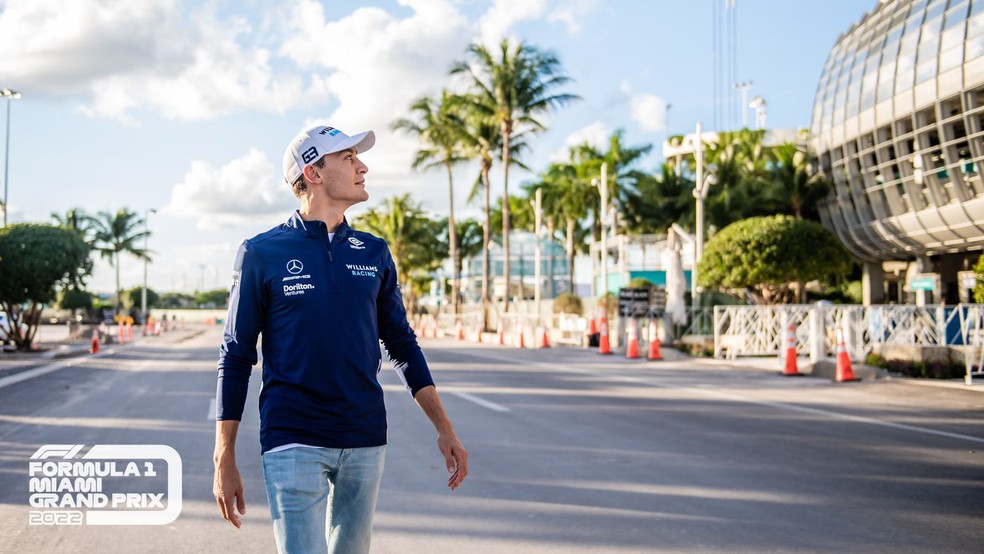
[
  {"x1": 301, "y1": 146, "x2": 319, "y2": 164},
  {"x1": 319, "y1": 127, "x2": 341, "y2": 137}
]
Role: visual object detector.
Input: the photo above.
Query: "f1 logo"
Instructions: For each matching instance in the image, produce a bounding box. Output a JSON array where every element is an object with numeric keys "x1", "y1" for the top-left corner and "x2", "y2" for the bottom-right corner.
[{"x1": 302, "y1": 146, "x2": 319, "y2": 164}]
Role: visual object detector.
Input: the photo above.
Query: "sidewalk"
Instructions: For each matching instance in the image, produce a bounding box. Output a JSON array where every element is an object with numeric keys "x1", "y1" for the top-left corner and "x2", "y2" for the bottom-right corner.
[{"x1": 0, "y1": 325, "x2": 208, "y2": 381}]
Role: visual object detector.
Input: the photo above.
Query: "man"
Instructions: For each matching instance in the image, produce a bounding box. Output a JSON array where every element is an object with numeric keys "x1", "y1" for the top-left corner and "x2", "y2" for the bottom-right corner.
[{"x1": 213, "y1": 124, "x2": 468, "y2": 554}]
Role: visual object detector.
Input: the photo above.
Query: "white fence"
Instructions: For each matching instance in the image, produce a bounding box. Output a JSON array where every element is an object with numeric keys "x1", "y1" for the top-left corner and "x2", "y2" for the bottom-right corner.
[{"x1": 712, "y1": 304, "x2": 984, "y2": 363}]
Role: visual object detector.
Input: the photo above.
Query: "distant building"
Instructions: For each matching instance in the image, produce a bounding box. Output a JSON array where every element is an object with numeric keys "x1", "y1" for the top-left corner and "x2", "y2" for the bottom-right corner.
[
  {"x1": 460, "y1": 231, "x2": 570, "y2": 302},
  {"x1": 811, "y1": 0, "x2": 984, "y2": 304}
]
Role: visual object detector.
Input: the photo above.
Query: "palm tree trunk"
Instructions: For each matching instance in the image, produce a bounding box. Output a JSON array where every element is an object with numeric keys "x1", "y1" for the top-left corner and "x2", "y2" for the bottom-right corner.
[
  {"x1": 481, "y1": 167, "x2": 492, "y2": 331},
  {"x1": 501, "y1": 124, "x2": 511, "y2": 313},
  {"x1": 566, "y1": 217, "x2": 576, "y2": 293},
  {"x1": 446, "y1": 162, "x2": 459, "y2": 315},
  {"x1": 115, "y1": 251, "x2": 122, "y2": 316}
]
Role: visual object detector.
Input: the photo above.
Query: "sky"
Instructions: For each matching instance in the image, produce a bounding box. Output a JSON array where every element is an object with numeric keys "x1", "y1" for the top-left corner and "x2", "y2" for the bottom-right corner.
[{"x1": 0, "y1": 0, "x2": 874, "y2": 295}]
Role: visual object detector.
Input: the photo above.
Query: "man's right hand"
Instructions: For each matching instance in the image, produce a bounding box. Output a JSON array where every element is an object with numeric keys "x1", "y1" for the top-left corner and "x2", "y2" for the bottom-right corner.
[
  {"x1": 213, "y1": 454, "x2": 246, "y2": 528},
  {"x1": 214, "y1": 420, "x2": 245, "y2": 528}
]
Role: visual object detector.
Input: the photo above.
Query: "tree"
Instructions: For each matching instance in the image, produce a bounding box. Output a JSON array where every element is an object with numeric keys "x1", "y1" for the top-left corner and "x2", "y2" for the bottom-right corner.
[
  {"x1": 450, "y1": 218, "x2": 484, "y2": 305},
  {"x1": 698, "y1": 215, "x2": 852, "y2": 304},
  {"x1": 452, "y1": 39, "x2": 579, "y2": 311},
  {"x1": 392, "y1": 90, "x2": 468, "y2": 314},
  {"x1": 0, "y1": 224, "x2": 90, "y2": 350},
  {"x1": 59, "y1": 288, "x2": 93, "y2": 316},
  {"x1": 626, "y1": 163, "x2": 695, "y2": 234},
  {"x1": 51, "y1": 208, "x2": 95, "y2": 288},
  {"x1": 769, "y1": 143, "x2": 830, "y2": 220},
  {"x1": 88, "y1": 209, "x2": 150, "y2": 315},
  {"x1": 195, "y1": 288, "x2": 230, "y2": 309},
  {"x1": 124, "y1": 287, "x2": 160, "y2": 310},
  {"x1": 355, "y1": 194, "x2": 447, "y2": 312}
]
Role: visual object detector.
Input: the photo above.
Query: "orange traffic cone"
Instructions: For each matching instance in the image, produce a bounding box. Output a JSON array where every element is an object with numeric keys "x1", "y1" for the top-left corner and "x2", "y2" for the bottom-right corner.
[
  {"x1": 626, "y1": 320, "x2": 640, "y2": 359},
  {"x1": 589, "y1": 313, "x2": 598, "y2": 335},
  {"x1": 90, "y1": 329, "x2": 100, "y2": 354},
  {"x1": 647, "y1": 320, "x2": 662, "y2": 361},
  {"x1": 598, "y1": 315, "x2": 612, "y2": 355},
  {"x1": 127, "y1": 323, "x2": 133, "y2": 342},
  {"x1": 118, "y1": 323, "x2": 125, "y2": 344},
  {"x1": 497, "y1": 320, "x2": 505, "y2": 345},
  {"x1": 835, "y1": 326, "x2": 859, "y2": 382},
  {"x1": 455, "y1": 320, "x2": 464, "y2": 341},
  {"x1": 517, "y1": 323, "x2": 526, "y2": 348},
  {"x1": 783, "y1": 324, "x2": 800, "y2": 376},
  {"x1": 539, "y1": 326, "x2": 550, "y2": 348}
]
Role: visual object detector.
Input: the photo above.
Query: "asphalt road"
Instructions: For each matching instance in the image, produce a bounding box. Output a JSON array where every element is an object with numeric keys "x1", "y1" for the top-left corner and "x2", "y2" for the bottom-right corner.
[{"x1": 0, "y1": 326, "x2": 981, "y2": 553}]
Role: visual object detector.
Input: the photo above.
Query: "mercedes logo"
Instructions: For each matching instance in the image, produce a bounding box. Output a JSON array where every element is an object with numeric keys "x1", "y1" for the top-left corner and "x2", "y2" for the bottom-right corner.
[{"x1": 286, "y1": 259, "x2": 304, "y2": 274}]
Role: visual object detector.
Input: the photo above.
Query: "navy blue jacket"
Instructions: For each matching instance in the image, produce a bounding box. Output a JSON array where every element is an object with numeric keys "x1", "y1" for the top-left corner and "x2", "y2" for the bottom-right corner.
[{"x1": 216, "y1": 211, "x2": 434, "y2": 452}]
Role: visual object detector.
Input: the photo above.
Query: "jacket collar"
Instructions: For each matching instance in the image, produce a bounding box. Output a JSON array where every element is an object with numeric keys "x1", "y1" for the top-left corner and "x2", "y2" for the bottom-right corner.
[{"x1": 287, "y1": 211, "x2": 353, "y2": 240}]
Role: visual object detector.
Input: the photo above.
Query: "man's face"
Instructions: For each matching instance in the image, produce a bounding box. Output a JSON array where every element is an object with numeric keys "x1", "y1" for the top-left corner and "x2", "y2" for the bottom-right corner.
[{"x1": 313, "y1": 148, "x2": 369, "y2": 207}]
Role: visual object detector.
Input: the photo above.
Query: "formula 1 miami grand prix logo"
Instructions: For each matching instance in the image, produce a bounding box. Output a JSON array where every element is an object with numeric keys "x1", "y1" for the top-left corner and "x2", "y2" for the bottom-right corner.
[{"x1": 27, "y1": 444, "x2": 182, "y2": 526}]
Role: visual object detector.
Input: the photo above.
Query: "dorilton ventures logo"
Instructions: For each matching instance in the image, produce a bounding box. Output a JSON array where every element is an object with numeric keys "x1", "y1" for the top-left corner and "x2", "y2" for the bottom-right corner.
[{"x1": 27, "y1": 444, "x2": 182, "y2": 526}]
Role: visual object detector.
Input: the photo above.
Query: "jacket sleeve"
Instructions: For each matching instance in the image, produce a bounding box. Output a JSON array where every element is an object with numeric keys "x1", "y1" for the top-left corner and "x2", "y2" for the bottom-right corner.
[
  {"x1": 215, "y1": 240, "x2": 266, "y2": 420},
  {"x1": 377, "y1": 245, "x2": 434, "y2": 396}
]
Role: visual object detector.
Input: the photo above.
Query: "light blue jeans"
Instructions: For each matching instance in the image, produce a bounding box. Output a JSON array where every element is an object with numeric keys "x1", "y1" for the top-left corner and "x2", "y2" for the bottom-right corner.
[{"x1": 262, "y1": 445, "x2": 386, "y2": 554}]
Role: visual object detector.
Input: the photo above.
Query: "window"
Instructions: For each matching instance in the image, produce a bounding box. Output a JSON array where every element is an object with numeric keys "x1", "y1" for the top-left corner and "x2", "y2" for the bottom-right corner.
[
  {"x1": 940, "y1": 24, "x2": 966, "y2": 51},
  {"x1": 940, "y1": 45, "x2": 964, "y2": 71},
  {"x1": 917, "y1": 58, "x2": 938, "y2": 82}
]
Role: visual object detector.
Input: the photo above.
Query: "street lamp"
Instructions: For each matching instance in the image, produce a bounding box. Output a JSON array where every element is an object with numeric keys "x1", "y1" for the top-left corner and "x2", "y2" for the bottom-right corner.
[
  {"x1": 594, "y1": 162, "x2": 610, "y2": 300},
  {"x1": 141, "y1": 209, "x2": 157, "y2": 330},
  {"x1": 2, "y1": 88, "x2": 22, "y2": 227},
  {"x1": 531, "y1": 187, "x2": 543, "y2": 326},
  {"x1": 692, "y1": 122, "x2": 717, "y2": 304}
]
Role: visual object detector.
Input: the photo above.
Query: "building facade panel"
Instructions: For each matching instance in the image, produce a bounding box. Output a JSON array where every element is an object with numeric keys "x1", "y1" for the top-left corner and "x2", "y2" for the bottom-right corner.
[{"x1": 812, "y1": 0, "x2": 984, "y2": 265}]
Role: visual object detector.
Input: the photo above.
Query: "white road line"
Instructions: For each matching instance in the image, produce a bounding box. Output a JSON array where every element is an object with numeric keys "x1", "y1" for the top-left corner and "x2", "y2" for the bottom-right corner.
[
  {"x1": 457, "y1": 350, "x2": 984, "y2": 446},
  {"x1": 207, "y1": 397, "x2": 216, "y2": 421},
  {"x1": 0, "y1": 349, "x2": 117, "y2": 390},
  {"x1": 449, "y1": 391, "x2": 510, "y2": 412}
]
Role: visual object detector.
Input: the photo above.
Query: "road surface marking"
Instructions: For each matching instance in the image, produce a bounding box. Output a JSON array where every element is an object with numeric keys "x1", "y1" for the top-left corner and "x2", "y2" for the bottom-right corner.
[
  {"x1": 449, "y1": 391, "x2": 510, "y2": 412},
  {"x1": 0, "y1": 349, "x2": 117, "y2": 390},
  {"x1": 459, "y1": 350, "x2": 984, "y2": 446}
]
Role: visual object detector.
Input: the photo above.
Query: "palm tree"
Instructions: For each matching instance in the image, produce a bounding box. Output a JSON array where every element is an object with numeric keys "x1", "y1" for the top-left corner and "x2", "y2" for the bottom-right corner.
[
  {"x1": 88, "y1": 209, "x2": 150, "y2": 314},
  {"x1": 51, "y1": 208, "x2": 95, "y2": 290},
  {"x1": 451, "y1": 218, "x2": 485, "y2": 305},
  {"x1": 51, "y1": 208, "x2": 92, "y2": 240},
  {"x1": 451, "y1": 39, "x2": 579, "y2": 312},
  {"x1": 355, "y1": 194, "x2": 446, "y2": 313},
  {"x1": 769, "y1": 143, "x2": 830, "y2": 220},
  {"x1": 528, "y1": 159, "x2": 594, "y2": 290},
  {"x1": 392, "y1": 90, "x2": 468, "y2": 314},
  {"x1": 456, "y1": 92, "x2": 530, "y2": 329}
]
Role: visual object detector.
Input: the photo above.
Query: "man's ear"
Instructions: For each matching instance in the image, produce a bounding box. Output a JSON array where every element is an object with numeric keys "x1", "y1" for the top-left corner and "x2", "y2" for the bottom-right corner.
[{"x1": 302, "y1": 164, "x2": 321, "y2": 184}]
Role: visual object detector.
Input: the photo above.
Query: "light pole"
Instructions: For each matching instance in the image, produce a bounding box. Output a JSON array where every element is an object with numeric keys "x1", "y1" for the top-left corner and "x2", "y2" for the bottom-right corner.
[
  {"x1": 594, "y1": 162, "x2": 610, "y2": 301},
  {"x1": 735, "y1": 82, "x2": 752, "y2": 128},
  {"x1": 141, "y1": 209, "x2": 157, "y2": 330},
  {"x1": 532, "y1": 187, "x2": 543, "y2": 327},
  {"x1": 2, "y1": 88, "x2": 22, "y2": 227},
  {"x1": 692, "y1": 122, "x2": 717, "y2": 304}
]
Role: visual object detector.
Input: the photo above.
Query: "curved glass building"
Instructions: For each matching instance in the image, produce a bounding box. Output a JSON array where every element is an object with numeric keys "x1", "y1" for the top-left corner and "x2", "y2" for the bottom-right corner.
[{"x1": 811, "y1": 0, "x2": 984, "y2": 303}]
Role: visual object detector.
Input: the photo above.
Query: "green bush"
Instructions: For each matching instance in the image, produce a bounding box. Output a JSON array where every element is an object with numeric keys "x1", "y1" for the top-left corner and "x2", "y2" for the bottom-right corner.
[
  {"x1": 865, "y1": 353, "x2": 965, "y2": 380},
  {"x1": 553, "y1": 293, "x2": 583, "y2": 315}
]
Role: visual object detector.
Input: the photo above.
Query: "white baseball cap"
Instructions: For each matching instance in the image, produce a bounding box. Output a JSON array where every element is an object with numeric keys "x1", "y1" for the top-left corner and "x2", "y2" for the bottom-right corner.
[{"x1": 283, "y1": 125, "x2": 375, "y2": 185}]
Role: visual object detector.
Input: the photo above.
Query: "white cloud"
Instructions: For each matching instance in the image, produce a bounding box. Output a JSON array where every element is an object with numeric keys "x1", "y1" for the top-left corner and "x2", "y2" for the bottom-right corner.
[
  {"x1": 630, "y1": 93, "x2": 668, "y2": 133},
  {"x1": 164, "y1": 149, "x2": 295, "y2": 229},
  {"x1": 278, "y1": 0, "x2": 475, "y2": 210},
  {"x1": 549, "y1": 121, "x2": 611, "y2": 162},
  {"x1": 478, "y1": 0, "x2": 547, "y2": 47},
  {"x1": 547, "y1": 0, "x2": 600, "y2": 35},
  {"x1": 0, "y1": 0, "x2": 326, "y2": 122}
]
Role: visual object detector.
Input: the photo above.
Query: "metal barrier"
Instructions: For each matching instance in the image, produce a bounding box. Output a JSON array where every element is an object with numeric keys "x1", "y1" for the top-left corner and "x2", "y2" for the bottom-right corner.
[{"x1": 713, "y1": 304, "x2": 984, "y2": 364}]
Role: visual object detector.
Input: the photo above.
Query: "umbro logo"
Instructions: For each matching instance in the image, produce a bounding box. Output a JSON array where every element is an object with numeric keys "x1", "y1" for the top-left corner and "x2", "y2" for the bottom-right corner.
[
  {"x1": 286, "y1": 259, "x2": 304, "y2": 274},
  {"x1": 348, "y1": 237, "x2": 365, "y2": 250}
]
